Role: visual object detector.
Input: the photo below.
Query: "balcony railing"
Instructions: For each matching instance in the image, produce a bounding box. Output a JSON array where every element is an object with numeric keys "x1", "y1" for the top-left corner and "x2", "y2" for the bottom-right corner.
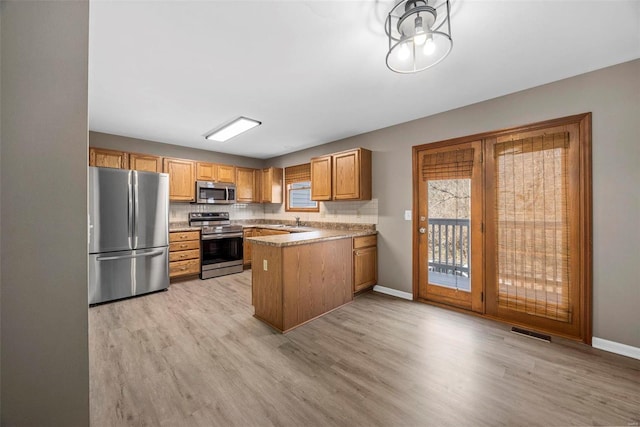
[{"x1": 428, "y1": 218, "x2": 470, "y2": 291}]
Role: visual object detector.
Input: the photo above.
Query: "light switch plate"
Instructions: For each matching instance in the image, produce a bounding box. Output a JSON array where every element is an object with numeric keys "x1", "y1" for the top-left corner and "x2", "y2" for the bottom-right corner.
[{"x1": 404, "y1": 210, "x2": 412, "y2": 221}]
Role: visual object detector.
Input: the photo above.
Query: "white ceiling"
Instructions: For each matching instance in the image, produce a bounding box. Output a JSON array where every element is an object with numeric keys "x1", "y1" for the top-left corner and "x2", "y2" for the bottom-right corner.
[{"x1": 89, "y1": 1, "x2": 640, "y2": 159}]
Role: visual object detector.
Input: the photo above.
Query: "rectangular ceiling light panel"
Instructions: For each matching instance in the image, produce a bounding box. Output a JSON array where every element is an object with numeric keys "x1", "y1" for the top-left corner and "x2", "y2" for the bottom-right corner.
[{"x1": 205, "y1": 116, "x2": 261, "y2": 142}]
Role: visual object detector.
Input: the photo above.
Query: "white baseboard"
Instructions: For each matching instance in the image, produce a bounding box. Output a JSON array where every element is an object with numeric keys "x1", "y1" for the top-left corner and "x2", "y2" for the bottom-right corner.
[
  {"x1": 592, "y1": 337, "x2": 640, "y2": 360},
  {"x1": 372, "y1": 285, "x2": 413, "y2": 301}
]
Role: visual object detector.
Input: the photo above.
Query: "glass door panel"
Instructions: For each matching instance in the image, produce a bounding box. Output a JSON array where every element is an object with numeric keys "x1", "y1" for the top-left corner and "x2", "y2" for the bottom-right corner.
[
  {"x1": 416, "y1": 140, "x2": 483, "y2": 312},
  {"x1": 427, "y1": 179, "x2": 471, "y2": 292}
]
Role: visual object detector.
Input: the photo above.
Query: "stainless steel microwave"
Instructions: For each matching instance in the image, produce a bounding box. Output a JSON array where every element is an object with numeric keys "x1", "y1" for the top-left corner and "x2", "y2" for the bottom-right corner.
[{"x1": 195, "y1": 181, "x2": 236, "y2": 204}]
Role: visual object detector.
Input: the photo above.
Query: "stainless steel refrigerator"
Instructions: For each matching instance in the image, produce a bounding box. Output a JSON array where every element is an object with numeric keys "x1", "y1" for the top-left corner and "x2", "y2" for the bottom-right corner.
[{"x1": 89, "y1": 166, "x2": 170, "y2": 304}]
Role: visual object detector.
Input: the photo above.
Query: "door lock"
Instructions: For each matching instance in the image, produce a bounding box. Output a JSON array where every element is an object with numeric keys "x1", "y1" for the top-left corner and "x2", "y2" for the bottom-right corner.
[{"x1": 419, "y1": 227, "x2": 427, "y2": 234}]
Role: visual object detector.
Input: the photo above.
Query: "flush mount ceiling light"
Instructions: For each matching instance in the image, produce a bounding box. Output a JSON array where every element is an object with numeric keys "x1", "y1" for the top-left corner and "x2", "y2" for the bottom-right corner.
[
  {"x1": 204, "y1": 116, "x2": 262, "y2": 142},
  {"x1": 385, "y1": 0, "x2": 453, "y2": 74}
]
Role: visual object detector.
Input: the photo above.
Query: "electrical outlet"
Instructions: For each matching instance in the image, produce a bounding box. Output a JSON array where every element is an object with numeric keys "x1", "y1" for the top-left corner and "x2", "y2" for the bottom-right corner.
[
  {"x1": 263, "y1": 259, "x2": 268, "y2": 271},
  {"x1": 404, "y1": 210, "x2": 412, "y2": 221}
]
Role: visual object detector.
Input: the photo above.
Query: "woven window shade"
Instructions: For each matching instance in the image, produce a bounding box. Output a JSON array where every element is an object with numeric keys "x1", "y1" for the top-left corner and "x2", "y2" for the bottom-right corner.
[
  {"x1": 494, "y1": 131, "x2": 571, "y2": 322},
  {"x1": 422, "y1": 148, "x2": 474, "y2": 181},
  {"x1": 285, "y1": 163, "x2": 311, "y2": 185}
]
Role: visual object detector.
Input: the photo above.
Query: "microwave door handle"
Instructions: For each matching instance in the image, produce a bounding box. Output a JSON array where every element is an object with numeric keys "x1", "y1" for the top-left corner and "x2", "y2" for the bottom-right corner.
[{"x1": 225, "y1": 187, "x2": 229, "y2": 202}]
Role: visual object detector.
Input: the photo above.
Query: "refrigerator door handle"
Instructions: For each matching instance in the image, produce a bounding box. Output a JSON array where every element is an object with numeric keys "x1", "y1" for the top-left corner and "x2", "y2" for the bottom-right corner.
[
  {"x1": 133, "y1": 171, "x2": 139, "y2": 248},
  {"x1": 127, "y1": 171, "x2": 134, "y2": 249},
  {"x1": 96, "y1": 250, "x2": 165, "y2": 262}
]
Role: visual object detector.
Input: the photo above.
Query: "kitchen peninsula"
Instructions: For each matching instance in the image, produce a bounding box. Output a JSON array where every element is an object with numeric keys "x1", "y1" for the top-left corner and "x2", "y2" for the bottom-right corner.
[{"x1": 248, "y1": 228, "x2": 376, "y2": 333}]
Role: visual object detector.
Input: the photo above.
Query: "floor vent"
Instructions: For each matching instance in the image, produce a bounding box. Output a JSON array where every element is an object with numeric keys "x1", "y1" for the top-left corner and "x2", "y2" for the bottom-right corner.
[{"x1": 511, "y1": 327, "x2": 551, "y2": 342}]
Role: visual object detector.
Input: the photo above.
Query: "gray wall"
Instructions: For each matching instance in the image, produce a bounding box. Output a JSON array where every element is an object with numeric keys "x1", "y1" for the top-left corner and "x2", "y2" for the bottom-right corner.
[
  {"x1": 1, "y1": 1, "x2": 90, "y2": 425},
  {"x1": 269, "y1": 59, "x2": 640, "y2": 349},
  {"x1": 90, "y1": 131, "x2": 266, "y2": 169}
]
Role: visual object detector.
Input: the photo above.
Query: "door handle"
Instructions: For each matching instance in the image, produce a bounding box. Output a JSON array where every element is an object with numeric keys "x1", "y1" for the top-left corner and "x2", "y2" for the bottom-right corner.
[
  {"x1": 419, "y1": 227, "x2": 427, "y2": 234},
  {"x1": 97, "y1": 250, "x2": 164, "y2": 261}
]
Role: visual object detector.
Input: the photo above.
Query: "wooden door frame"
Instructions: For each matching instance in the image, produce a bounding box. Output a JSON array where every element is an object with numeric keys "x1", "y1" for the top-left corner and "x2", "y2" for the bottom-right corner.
[{"x1": 412, "y1": 113, "x2": 592, "y2": 344}]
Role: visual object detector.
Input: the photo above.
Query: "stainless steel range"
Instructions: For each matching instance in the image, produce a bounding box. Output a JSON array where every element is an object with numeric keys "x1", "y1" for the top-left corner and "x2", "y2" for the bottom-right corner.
[{"x1": 189, "y1": 212, "x2": 244, "y2": 279}]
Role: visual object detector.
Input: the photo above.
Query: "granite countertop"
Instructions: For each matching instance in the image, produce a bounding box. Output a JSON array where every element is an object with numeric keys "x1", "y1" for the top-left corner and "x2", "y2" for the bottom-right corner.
[
  {"x1": 247, "y1": 228, "x2": 377, "y2": 247},
  {"x1": 169, "y1": 222, "x2": 201, "y2": 232}
]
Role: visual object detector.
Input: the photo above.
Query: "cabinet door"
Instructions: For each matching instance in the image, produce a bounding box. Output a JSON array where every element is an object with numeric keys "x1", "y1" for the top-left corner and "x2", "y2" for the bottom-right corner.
[
  {"x1": 333, "y1": 150, "x2": 360, "y2": 200},
  {"x1": 311, "y1": 155, "x2": 332, "y2": 201},
  {"x1": 217, "y1": 164, "x2": 236, "y2": 183},
  {"x1": 353, "y1": 246, "x2": 377, "y2": 292},
  {"x1": 163, "y1": 158, "x2": 195, "y2": 202},
  {"x1": 253, "y1": 169, "x2": 262, "y2": 203},
  {"x1": 129, "y1": 153, "x2": 162, "y2": 173},
  {"x1": 261, "y1": 167, "x2": 283, "y2": 203},
  {"x1": 89, "y1": 148, "x2": 128, "y2": 169},
  {"x1": 236, "y1": 167, "x2": 256, "y2": 202},
  {"x1": 196, "y1": 162, "x2": 217, "y2": 181},
  {"x1": 243, "y1": 228, "x2": 254, "y2": 265}
]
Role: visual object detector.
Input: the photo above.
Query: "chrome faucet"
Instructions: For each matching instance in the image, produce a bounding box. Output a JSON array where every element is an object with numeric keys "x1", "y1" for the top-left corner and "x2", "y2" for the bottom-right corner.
[{"x1": 295, "y1": 216, "x2": 301, "y2": 227}]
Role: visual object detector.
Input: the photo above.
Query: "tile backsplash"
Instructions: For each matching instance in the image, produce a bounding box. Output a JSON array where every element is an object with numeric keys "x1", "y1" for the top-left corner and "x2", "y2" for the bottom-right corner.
[{"x1": 169, "y1": 199, "x2": 378, "y2": 225}]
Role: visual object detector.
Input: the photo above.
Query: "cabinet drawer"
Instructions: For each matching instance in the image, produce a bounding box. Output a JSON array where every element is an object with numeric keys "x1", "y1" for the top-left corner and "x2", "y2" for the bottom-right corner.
[
  {"x1": 169, "y1": 249, "x2": 200, "y2": 262},
  {"x1": 353, "y1": 234, "x2": 377, "y2": 249},
  {"x1": 169, "y1": 231, "x2": 200, "y2": 243},
  {"x1": 169, "y1": 259, "x2": 200, "y2": 277},
  {"x1": 169, "y1": 240, "x2": 200, "y2": 252}
]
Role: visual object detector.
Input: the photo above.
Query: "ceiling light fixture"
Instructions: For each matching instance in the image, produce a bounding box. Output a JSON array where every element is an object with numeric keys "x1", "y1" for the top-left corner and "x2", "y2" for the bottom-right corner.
[
  {"x1": 385, "y1": 0, "x2": 453, "y2": 74},
  {"x1": 204, "y1": 116, "x2": 262, "y2": 142}
]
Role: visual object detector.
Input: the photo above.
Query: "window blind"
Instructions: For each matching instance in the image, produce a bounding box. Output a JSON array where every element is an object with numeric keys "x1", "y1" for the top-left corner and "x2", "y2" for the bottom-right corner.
[
  {"x1": 285, "y1": 163, "x2": 311, "y2": 185},
  {"x1": 494, "y1": 131, "x2": 571, "y2": 322},
  {"x1": 422, "y1": 148, "x2": 474, "y2": 181}
]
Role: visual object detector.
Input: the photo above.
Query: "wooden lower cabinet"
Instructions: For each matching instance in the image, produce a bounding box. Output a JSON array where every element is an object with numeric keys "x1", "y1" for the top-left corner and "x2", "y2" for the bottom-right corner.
[
  {"x1": 243, "y1": 228, "x2": 254, "y2": 266},
  {"x1": 353, "y1": 234, "x2": 377, "y2": 293},
  {"x1": 252, "y1": 237, "x2": 353, "y2": 333},
  {"x1": 245, "y1": 228, "x2": 290, "y2": 266},
  {"x1": 169, "y1": 231, "x2": 200, "y2": 279}
]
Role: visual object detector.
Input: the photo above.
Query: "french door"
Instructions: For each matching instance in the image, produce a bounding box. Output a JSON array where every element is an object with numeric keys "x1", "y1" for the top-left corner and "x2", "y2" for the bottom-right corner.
[
  {"x1": 415, "y1": 140, "x2": 483, "y2": 312},
  {"x1": 413, "y1": 114, "x2": 591, "y2": 342}
]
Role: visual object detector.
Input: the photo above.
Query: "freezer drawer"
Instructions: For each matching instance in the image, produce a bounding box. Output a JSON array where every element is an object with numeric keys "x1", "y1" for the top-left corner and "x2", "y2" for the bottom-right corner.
[{"x1": 89, "y1": 247, "x2": 169, "y2": 304}]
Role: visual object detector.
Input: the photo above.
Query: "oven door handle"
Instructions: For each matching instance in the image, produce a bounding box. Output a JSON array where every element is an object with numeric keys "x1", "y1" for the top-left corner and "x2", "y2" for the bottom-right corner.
[{"x1": 201, "y1": 232, "x2": 244, "y2": 240}]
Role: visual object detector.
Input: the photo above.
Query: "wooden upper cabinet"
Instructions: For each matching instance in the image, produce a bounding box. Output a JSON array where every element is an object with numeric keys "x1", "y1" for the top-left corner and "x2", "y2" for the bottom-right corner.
[
  {"x1": 333, "y1": 148, "x2": 372, "y2": 201},
  {"x1": 89, "y1": 148, "x2": 128, "y2": 169},
  {"x1": 236, "y1": 167, "x2": 257, "y2": 203},
  {"x1": 196, "y1": 162, "x2": 235, "y2": 183},
  {"x1": 261, "y1": 167, "x2": 283, "y2": 203},
  {"x1": 253, "y1": 168, "x2": 262, "y2": 203},
  {"x1": 310, "y1": 155, "x2": 332, "y2": 201},
  {"x1": 163, "y1": 157, "x2": 196, "y2": 202},
  {"x1": 196, "y1": 162, "x2": 217, "y2": 181},
  {"x1": 217, "y1": 164, "x2": 236, "y2": 183},
  {"x1": 129, "y1": 153, "x2": 162, "y2": 173}
]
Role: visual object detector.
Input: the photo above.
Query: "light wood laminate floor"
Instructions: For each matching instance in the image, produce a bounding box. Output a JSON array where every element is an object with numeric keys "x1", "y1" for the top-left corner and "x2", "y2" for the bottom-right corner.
[{"x1": 89, "y1": 270, "x2": 640, "y2": 426}]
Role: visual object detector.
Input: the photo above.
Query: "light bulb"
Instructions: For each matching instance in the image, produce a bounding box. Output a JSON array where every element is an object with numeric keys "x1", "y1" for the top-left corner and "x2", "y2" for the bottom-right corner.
[
  {"x1": 423, "y1": 37, "x2": 436, "y2": 55},
  {"x1": 414, "y1": 16, "x2": 426, "y2": 46},
  {"x1": 398, "y1": 42, "x2": 410, "y2": 60},
  {"x1": 414, "y1": 30, "x2": 427, "y2": 46}
]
